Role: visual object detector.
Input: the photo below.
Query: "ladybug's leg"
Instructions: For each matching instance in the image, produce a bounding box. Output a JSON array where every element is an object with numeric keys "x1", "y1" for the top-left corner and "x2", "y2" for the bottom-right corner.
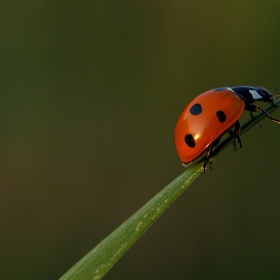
[
  {"x1": 233, "y1": 120, "x2": 242, "y2": 148},
  {"x1": 203, "y1": 148, "x2": 212, "y2": 173},
  {"x1": 250, "y1": 111, "x2": 262, "y2": 128},
  {"x1": 203, "y1": 136, "x2": 221, "y2": 172},
  {"x1": 245, "y1": 104, "x2": 280, "y2": 124}
]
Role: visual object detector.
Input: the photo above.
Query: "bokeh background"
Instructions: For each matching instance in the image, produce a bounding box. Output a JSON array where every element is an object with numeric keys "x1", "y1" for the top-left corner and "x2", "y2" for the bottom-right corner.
[{"x1": 1, "y1": 1, "x2": 280, "y2": 279}]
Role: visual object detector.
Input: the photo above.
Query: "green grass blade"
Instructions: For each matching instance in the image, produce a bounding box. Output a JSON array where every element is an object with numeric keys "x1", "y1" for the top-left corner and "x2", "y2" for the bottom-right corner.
[
  {"x1": 59, "y1": 162, "x2": 202, "y2": 280},
  {"x1": 59, "y1": 99, "x2": 280, "y2": 280}
]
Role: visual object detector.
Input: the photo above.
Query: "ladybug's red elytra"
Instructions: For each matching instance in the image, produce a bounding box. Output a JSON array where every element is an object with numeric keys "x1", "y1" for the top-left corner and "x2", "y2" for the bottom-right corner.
[{"x1": 174, "y1": 86, "x2": 280, "y2": 172}]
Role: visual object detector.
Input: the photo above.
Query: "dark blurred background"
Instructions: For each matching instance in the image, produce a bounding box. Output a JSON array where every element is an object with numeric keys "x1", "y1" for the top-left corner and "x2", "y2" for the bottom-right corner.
[{"x1": 1, "y1": 1, "x2": 280, "y2": 279}]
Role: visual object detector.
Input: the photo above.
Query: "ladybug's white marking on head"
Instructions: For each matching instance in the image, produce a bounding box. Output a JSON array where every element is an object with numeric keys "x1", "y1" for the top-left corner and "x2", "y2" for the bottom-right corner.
[{"x1": 249, "y1": 90, "x2": 262, "y2": 99}]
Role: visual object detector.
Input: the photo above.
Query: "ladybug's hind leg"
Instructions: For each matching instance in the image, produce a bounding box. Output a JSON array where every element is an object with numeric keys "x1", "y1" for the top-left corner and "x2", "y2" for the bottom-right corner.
[
  {"x1": 233, "y1": 120, "x2": 242, "y2": 148},
  {"x1": 203, "y1": 149, "x2": 212, "y2": 173},
  {"x1": 203, "y1": 136, "x2": 221, "y2": 173}
]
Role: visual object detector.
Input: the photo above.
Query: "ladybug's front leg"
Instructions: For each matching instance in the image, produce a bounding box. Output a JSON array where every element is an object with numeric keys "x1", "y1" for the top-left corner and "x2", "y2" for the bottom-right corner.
[
  {"x1": 233, "y1": 120, "x2": 242, "y2": 148},
  {"x1": 245, "y1": 104, "x2": 280, "y2": 124}
]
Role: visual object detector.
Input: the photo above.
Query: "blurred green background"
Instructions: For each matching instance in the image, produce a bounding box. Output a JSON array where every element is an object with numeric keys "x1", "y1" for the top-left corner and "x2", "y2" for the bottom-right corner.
[{"x1": 1, "y1": 1, "x2": 280, "y2": 279}]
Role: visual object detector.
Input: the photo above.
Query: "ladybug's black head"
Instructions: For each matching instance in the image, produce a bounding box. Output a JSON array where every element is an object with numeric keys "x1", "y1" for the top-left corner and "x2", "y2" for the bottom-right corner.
[{"x1": 256, "y1": 87, "x2": 278, "y2": 108}]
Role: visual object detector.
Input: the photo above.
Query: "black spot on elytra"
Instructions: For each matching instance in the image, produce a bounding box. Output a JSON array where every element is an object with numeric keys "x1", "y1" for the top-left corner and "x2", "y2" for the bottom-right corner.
[
  {"x1": 185, "y1": 134, "x2": 196, "y2": 148},
  {"x1": 216, "y1": 110, "x2": 226, "y2": 123},
  {"x1": 189, "y1": 103, "x2": 202, "y2": 115}
]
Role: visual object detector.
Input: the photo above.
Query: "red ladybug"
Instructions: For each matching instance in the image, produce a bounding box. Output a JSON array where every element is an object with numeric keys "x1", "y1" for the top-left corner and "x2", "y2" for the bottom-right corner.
[{"x1": 174, "y1": 86, "x2": 280, "y2": 172}]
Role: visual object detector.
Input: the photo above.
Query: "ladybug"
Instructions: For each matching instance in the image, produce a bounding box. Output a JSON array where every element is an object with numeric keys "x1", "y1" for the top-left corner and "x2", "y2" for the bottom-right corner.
[{"x1": 174, "y1": 86, "x2": 280, "y2": 172}]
